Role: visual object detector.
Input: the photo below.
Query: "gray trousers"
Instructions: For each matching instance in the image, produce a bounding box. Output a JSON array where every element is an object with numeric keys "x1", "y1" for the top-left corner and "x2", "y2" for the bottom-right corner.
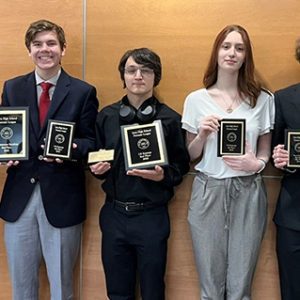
[
  {"x1": 4, "y1": 184, "x2": 81, "y2": 300},
  {"x1": 188, "y1": 173, "x2": 267, "y2": 300}
]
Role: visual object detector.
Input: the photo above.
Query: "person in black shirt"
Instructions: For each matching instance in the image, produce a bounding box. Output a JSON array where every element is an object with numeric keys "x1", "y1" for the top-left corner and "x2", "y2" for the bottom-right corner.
[{"x1": 90, "y1": 48, "x2": 190, "y2": 300}]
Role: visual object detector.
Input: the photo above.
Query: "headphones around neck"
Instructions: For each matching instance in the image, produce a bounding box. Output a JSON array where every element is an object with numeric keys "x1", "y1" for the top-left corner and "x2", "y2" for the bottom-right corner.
[{"x1": 119, "y1": 97, "x2": 157, "y2": 124}]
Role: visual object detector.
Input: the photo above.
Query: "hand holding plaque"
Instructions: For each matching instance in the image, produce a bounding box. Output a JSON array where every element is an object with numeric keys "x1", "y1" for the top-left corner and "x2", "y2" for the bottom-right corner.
[
  {"x1": 217, "y1": 119, "x2": 245, "y2": 156},
  {"x1": 0, "y1": 107, "x2": 29, "y2": 161},
  {"x1": 121, "y1": 120, "x2": 168, "y2": 170},
  {"x1": 44, "y1": 120, "x2": 75, "y2": 160},
  {"x1": 285, "y1": 129, "x2": 300, "y2": 168}
]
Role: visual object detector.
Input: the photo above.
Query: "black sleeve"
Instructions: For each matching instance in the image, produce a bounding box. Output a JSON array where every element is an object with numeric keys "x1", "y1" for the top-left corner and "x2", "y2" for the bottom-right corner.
[
  {"x1": 1, "y1": 81, "x2": 10, "y2": 106},
  {"x1": 271, "y1": 91, "x2": 286, "y2": 150},
  {"x1": 72, "y1": 86, "x2": 99, "y2": 160},
  {"x1": 271, "y1": 90, "x2": 298, "y2": 174}
]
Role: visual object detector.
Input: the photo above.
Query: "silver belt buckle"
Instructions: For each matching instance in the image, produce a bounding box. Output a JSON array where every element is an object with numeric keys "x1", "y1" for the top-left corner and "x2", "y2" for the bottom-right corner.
[{"x1": 125, "y1": 202, "x2": 135, "y2": 211}]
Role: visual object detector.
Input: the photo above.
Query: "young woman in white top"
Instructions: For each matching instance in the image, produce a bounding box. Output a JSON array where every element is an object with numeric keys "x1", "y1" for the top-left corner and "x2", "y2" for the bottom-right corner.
[{"x1": 182, "y1": 25, "x2": 274, "y2": 300}]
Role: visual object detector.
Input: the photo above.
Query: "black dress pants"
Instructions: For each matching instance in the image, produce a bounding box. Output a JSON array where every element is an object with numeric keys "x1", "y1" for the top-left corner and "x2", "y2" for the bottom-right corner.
[
  {"x1": 276, "y1": 225, "x2": 300, "y2": 300},
  {"x1": 100, "y1": 201, "x2": 170, "y2": 300}
]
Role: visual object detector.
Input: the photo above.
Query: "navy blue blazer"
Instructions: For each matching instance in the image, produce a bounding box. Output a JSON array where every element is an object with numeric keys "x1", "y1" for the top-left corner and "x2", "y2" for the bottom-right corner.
[
  {"x1": 0, "y1": 69, "x2": 99, "y2": 228},
  {"x1": 272, "y1": 83, "x2": 300, "y2": 231}
]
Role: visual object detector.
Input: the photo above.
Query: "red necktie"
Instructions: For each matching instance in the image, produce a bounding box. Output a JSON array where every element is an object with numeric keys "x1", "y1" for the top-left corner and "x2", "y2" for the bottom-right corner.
[{"x1": 39, "y1": 82, "x2": 53, "y2": 126}]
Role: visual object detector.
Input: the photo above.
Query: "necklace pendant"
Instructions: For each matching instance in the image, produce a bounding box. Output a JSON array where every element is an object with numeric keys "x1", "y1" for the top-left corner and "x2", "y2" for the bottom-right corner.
[{"x1": 227, "y1": 108, "x2": 233, "y2": 113}]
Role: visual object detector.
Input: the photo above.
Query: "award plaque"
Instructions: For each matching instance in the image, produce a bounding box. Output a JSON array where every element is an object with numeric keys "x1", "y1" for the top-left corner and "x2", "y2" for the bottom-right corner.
[
  {"x1": 44, "y1": 120, "x2": 75, "y2": 160},
  {"x1": 0, "y1": 107, "x2": 29, "y2": 161},
  {"x1": 121, "y1": 120, "x2": 168, "y2": 170},
  {"x1": 285, "y1": 129, "x2": 300, "y2": 168},
  {"x1": 217, "y1": 119, "x2": 245, "y2": 156},
  {"x1": 88, "y1": 149, "x2": 115, "y2": 164}
]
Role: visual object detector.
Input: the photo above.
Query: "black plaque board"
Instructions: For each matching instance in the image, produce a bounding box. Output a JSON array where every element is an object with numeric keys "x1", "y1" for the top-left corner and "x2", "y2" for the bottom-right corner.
[
  {"x1": 217, "y1": 119, "x2": 245, "y2": 156},
  {"x1": 121, "y1": 120, "x2": 168, "y2": 170},
  {"x1": 44, "y1": 120, "x2": 75, "y2": 160},
  {"x1": 0, "y1": 107, "x2": 29, "y2": 161},
  {"x1": 285, "y1": 129, "x2": 300, "y2": 168}
]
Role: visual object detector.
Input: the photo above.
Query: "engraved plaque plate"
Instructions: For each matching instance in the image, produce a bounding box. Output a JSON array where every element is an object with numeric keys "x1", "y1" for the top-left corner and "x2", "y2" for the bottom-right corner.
[
  {"x1": 44, "y1": 120, "x2": 75, "y2": 160},
  {"x1": 121, "y1": 120, "x2": 168, "y2": 170},
  {"x1": 285, "y1": 129, "x2": 300, "y2": 168},
  {"x1": 217, "y1": 119, "x2": 245, "y2": 156},
  {"x1": 0, "y1": 107, "x2": 29, "y2": 161}
]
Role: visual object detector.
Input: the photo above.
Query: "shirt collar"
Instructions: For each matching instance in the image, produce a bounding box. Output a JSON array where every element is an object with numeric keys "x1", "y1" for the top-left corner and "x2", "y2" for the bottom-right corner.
[{"x1": 35, "y1": 69, "x2": 61, "y2": 86}]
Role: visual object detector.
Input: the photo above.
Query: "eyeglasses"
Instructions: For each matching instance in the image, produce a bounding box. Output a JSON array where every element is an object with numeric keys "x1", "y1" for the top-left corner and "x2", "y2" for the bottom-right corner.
[{"x1": 124, "y1": 67, "x2": 154, "y2": 76}]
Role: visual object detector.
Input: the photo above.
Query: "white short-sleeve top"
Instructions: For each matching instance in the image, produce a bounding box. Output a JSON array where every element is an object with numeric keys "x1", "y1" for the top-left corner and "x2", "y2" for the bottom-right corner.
[{"x1": 182, "y1": 88, "x2": 275, "y2": 179}]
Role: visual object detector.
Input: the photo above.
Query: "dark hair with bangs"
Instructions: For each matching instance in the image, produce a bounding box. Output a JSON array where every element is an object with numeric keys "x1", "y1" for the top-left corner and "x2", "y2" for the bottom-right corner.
[
  {"x1": 203, "y1": 24, "x2": 261, "y2": 107},
  {"x1": 118, "y1": 48, "x2": 161, "y2": 88}
]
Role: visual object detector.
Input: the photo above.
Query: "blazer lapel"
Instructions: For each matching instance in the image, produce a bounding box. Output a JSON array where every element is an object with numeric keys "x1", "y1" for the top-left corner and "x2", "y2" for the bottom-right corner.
[{"x1": 25, "y1": 72, "x2": 41, "y2": 139}]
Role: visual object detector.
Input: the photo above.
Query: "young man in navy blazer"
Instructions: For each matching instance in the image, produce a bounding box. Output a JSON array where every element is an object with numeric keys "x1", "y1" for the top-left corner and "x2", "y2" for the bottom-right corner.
[{"x1": 0, "y1": 20, "x2": 99, "y2": 299}]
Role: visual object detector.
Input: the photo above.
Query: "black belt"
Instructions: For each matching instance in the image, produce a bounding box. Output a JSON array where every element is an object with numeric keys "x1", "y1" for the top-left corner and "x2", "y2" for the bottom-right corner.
[{"x1": 106, "y1": 198, "x2": 157, "y2": 212}]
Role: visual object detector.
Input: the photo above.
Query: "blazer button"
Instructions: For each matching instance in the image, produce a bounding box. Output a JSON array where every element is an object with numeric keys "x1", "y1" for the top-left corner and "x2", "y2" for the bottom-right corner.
[
  {"x1": 38, "y1": 155, "x2": 44, "y2": 161},
  {"x1": 30, "y1": 178, "x2": 36, "y2": 184}
]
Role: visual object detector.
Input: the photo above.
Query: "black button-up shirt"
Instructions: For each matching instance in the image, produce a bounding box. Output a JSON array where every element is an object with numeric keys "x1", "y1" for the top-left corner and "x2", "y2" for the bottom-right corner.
[{"x1": 94, "y1": 97, "x2": 190, "y2": 206}]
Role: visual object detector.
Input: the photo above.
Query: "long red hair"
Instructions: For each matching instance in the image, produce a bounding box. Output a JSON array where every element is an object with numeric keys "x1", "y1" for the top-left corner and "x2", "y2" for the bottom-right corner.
[{"x1": 203, "y1": 25, "x2": 261, "y2": 107}]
